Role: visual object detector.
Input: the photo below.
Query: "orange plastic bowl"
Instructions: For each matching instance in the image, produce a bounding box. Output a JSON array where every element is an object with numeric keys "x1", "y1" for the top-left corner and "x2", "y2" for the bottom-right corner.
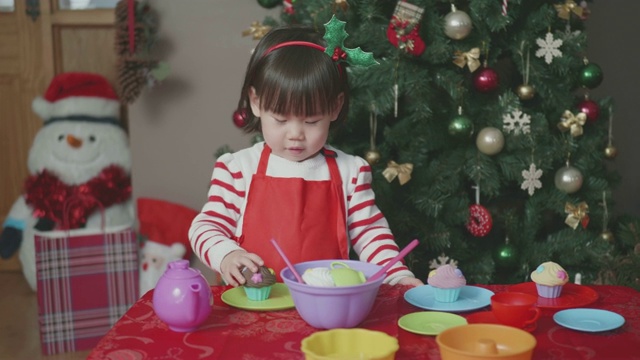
[
  {"x1": 436, "y1": 324, "x2": 536, "y2": 360},
  {"x1": 301, "y1": 329, "x2": 399, "y2": 360}
]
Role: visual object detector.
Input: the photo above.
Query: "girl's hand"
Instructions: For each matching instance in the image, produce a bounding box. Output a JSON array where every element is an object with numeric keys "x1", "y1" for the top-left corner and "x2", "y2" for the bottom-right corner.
[
  {"x1": 396, "y1": 276, "x2": 424, "y2": 287},
  {"x1": 220, "y1": 250, "x2": 264, "y2": 287}
]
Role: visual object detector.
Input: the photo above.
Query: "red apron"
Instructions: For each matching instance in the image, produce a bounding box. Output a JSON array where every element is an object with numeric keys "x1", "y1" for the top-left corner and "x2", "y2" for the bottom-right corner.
[{"x1": 237, "y1": 145, "x2": 348, "y2": 281}]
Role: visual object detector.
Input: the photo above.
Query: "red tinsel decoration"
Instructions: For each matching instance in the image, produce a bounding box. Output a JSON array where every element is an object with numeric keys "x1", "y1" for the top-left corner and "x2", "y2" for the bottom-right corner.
[{"x1": 24, "y1": 165, "x2": 132, "y2": 230}]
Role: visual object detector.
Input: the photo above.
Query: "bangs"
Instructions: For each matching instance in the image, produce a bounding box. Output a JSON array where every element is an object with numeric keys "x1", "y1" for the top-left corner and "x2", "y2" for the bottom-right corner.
[{"x1": 256, "y1": 48, "x2": 343, "y2": 117}]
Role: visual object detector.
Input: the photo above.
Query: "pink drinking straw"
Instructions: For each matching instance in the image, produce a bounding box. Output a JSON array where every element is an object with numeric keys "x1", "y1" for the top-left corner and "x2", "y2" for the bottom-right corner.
[
  {"x1": 367, "y1": 239, "x2": 419, "y2": 283},
  {"x1": 270, "y1": 239, "x2": 305, "y2": 284}
]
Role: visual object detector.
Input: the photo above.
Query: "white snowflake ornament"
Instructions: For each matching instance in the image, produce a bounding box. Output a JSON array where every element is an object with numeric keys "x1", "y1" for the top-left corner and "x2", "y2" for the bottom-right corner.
[
  {"x1": 503, "y1": 109, "x2": 531, "y2": 134},
  {"x1": 536, "y1": 32, "x2": 563, "y2": 64},
  {"x1": 521, "y1": 163, "x2": 543, "y2": 196},
  {"x1": 429, "y1": 253, "x2": 458, "y2": 269}
]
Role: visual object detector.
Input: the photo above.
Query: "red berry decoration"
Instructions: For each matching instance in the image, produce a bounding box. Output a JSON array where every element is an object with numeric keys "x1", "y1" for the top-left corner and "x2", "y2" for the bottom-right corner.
[
  {"x1": 577, "y1": 98, "x2": 600, "y2": 123},
  {"x1": 473, "y1": 67, "x2": 500, "y2": 93},
  {"x1": 466, "y1": 204, "x2": 493, "y2": 237},
  {"x1": 232, "y1": 108, "x2": 248, "y2": 128}
]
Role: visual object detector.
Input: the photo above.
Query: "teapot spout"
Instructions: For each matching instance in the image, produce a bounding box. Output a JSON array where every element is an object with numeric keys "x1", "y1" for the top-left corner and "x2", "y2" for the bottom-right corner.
[{"x1": 186, "y1": 283, "x2": 202, "y2": 323}]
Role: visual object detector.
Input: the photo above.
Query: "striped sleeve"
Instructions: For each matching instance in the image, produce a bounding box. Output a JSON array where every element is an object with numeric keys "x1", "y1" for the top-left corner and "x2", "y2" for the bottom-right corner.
[
  {"x1": 189, "y1": 153, "x2": 246, "y2": 273},
  {"x1": 347, "y1": 157, "x2": 416, "y2": 285}
]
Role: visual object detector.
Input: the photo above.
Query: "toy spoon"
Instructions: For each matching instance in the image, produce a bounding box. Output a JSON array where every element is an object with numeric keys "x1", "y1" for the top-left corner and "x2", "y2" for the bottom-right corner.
[
  {"x1": 367, "y1": 239, "x2": 419, "y2": 283},
  {"x1": 270, "y1": 238, "x2": 305, "y2": 284}
]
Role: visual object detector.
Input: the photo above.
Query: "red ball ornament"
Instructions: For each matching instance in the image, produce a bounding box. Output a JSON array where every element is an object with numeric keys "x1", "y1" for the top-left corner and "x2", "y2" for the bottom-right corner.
[
  {"x1": 577, "y1": 99, "x2": 600, "y2": 123},
  {"x1": 232, "y1": 108, "x2": 248, "y2": 128},
  {"x1": 466, "y1": 204, "x2": 493, "y2": 237},
  {"x1": 473, "y1": 67, "x2": 500, "y2": 93}
]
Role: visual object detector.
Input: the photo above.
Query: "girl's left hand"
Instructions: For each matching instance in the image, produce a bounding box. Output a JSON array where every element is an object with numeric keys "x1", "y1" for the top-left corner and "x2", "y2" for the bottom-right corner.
[{"x1": 397, "y1": 276, "x2": 424, "y2": 287}]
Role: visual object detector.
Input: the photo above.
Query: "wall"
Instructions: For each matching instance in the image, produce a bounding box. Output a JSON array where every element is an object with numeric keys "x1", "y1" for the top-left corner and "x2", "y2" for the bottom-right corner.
[
  {"x1": 588, "y1": 1, "x2": 640, "y2": 217},
  {"x1": 129, "y1": 2, "x2": 640, "y2": 251},
  {"x1": 129, "y1": 1, "x2": 276, "y2": 212}
]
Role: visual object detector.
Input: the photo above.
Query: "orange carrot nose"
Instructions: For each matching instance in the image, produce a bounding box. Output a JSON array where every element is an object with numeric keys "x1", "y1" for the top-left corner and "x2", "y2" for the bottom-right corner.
[{"x1": 66, "y1": 134, "x2": 83, "y2": 148}]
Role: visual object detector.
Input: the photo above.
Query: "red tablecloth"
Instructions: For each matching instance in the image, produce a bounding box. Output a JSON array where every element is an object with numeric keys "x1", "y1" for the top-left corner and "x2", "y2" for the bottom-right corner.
[{"x1": 88, "y1": 284, "x2": 640, "y2": 360}]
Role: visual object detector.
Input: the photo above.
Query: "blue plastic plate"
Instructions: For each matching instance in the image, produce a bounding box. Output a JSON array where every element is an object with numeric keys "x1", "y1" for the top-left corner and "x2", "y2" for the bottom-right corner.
[
  {"x1": 553, "y1": 308, "x2": 625, "y2": 332},
  {"x1": 404, "y1": 285, "x2": 494, "y2": 312}
]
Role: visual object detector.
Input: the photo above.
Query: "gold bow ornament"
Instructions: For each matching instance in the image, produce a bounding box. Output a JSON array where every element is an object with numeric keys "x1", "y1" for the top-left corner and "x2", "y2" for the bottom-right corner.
[
  {"x1": 558, "y1": 110, "x2": 586, "y2": 137},
  {"x1": 242, "y1": 21, "x2": 272, "y2": 40},
  {"x1": 564, "y1": 201, "x2": 589, "y2": 229},
  {"x1": 382, "y1": 161, "x2": 414, "y2": 185},
  {"x1": 453, "y1": 47, "x2": 481, "y2": 73},
  {"x1": 554, "y1": 0, "x2": 583, "y2": 20}
]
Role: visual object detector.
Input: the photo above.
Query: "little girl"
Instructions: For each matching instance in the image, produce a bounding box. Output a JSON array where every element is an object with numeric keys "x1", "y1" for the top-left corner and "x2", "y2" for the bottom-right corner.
[{"x1": 189, "y1": 17, "x2": 423, "y2": 287}]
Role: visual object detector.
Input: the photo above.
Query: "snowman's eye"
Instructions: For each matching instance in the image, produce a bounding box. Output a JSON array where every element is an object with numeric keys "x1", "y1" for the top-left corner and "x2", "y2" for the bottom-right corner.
[
  {"x1": 58, "y1": 135, "x2": 64, "y2": 141},
  {"x1": 88, "y1": 135, "x2": 96, "y2": 142}
]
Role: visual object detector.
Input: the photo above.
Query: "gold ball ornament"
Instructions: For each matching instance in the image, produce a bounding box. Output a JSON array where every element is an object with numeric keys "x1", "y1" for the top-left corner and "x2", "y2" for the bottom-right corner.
[
  {"x1": 600, "y1": 230, "x2": 615, "y2": 243},
  {"x1": 604, "y1": 145, "x2": 618, "y2": 159},
  {"x1": 365, "y1": 150, "x2": 381, "y2": 165},
  {"x1": 516, "y1": 84, "x2": 536, "y2": 100}
]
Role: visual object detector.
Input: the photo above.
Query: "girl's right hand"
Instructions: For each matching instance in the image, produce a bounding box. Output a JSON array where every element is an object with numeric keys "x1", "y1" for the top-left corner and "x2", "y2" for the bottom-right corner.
[{"x1": 220, "y1": 250, "x2": 265, "y2": 287}]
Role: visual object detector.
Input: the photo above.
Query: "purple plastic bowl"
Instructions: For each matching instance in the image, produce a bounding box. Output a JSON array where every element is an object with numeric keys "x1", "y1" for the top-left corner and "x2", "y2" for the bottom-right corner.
[{"x1": 281, "y1": 259, "x2": 384, "y2": 329}]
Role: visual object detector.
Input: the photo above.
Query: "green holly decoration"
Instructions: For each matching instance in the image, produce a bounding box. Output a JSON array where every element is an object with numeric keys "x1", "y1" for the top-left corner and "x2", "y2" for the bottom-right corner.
[{"x1": 322, "y1": 15, "x2": 378, "y2": 67}]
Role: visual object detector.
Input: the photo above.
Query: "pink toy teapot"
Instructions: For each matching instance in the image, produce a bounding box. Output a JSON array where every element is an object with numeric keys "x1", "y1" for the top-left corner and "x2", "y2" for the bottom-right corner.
[{"x1": 152, "y1": 259, "x2": 212, "y2": 332}]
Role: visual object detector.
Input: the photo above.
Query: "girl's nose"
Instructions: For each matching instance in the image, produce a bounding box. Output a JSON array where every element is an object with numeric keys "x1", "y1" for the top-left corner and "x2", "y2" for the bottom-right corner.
[{"x1": 287, "y1": 123, "x2": 305, "y2": 139}]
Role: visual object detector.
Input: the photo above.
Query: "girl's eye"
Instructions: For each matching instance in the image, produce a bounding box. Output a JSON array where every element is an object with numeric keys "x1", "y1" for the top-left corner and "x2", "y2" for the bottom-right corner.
[
  {"x1": 274, "y1": 118, "x2": 286, "y2": 123},
  {"x1": 305, "y1": 120, "x2": 320, "y2": 125}
]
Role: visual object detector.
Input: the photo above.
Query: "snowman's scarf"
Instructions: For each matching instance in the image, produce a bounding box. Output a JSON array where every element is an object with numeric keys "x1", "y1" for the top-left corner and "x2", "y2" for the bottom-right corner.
[{"x1": 24, "y1": 165, "x2": 131, "y2": 230}]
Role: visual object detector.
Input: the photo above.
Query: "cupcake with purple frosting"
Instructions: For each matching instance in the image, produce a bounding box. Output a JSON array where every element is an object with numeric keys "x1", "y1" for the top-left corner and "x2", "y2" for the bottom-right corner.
[
  {"x1": 531, "y1": 261, "x2": 568, "y2": 298},
  {"x1": 427, "y1": 264, "x2": 466, "y2": 302}
]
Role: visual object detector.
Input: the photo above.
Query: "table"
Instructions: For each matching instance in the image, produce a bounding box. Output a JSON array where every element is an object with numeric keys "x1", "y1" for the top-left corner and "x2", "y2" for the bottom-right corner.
[{"x1": 88, "y1": 284, "x2": 640, "y2": 359}]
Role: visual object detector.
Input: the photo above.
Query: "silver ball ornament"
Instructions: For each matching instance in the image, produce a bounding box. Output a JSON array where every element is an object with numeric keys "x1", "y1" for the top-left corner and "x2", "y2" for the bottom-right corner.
[
  {"x1": 444, "y1": 8, "x2": 472, "y2": 40},
  {"x1": 554, "y1": 165, "x2": 583, "y2": 193},
  {"x1": 476, "y1": 127, "x2": 505, "y2": 155}
]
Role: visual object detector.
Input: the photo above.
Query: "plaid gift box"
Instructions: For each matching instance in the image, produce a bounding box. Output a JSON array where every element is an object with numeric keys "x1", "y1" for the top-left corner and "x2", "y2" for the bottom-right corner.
[{"x1": 35, "y1": 224, "x2": 139, "y2": 355}]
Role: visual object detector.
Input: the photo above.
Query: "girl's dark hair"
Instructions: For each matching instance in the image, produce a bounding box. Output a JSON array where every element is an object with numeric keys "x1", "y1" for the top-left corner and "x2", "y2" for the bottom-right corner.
[{"x1": 236, "y1": 25, "x2": 349, "y2": 133}]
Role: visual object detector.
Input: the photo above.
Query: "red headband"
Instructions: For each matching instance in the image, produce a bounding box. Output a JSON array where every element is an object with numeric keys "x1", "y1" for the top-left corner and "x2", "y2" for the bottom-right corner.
[
  {"x1": 264, "y1": 41, "x2": 325, "y2": 56},
  {"x1": 262, "y1": 40, "x2": 344, "y2": 76}
]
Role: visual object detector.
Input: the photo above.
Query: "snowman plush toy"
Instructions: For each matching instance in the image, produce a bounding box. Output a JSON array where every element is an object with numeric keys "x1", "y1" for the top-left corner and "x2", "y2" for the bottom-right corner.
[{"x1": 0, "y1": 72, "x2": 134, "y2": 291}]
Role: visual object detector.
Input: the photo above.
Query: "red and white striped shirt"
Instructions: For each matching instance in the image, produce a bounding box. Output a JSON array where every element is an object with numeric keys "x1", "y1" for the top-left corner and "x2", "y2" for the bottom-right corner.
[{"x1": 189, "y1": 142, "x2": 415, "y2": 284}]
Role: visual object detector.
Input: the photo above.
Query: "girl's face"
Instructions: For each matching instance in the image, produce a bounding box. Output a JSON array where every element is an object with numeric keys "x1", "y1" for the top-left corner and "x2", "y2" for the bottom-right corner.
[{"x1": 249, "y1": 88, "x2": 343, "y2": 162}]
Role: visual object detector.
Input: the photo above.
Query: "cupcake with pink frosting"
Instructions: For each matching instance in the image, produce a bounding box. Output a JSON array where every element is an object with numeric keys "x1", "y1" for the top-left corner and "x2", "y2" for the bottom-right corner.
[
  {"x1": 427, "y1": 264, "x2": 466, "y2": 302},
  {"x1": 530, "y1": 261, "x2": 569, "y2": 298}
]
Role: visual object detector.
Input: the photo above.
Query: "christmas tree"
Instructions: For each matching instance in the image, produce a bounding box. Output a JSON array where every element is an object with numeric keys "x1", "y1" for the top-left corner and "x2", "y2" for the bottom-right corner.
[{"x1": 246, "y1": 0, "x2": 640, "y2": 289}]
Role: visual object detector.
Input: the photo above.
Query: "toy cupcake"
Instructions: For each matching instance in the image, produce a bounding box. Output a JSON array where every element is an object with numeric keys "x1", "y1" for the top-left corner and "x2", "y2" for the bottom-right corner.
[
  {"x1": 427, "y1": 264, "x2": 466, "y2": 302},
  {"x1": 530, "y1": 261, "x2": 569, "y2": 298},
  {"x1": 242, "y1": 266, "x2": 276, "y2": 301}
]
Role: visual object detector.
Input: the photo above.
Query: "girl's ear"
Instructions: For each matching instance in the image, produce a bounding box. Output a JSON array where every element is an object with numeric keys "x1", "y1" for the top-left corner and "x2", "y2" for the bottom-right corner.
[
  {"x1": 330, "y1": 93, "x2": 345, "y2": 122},
  {"x1": 249, "y1": 87, "x2": 261, "y2": 117}
]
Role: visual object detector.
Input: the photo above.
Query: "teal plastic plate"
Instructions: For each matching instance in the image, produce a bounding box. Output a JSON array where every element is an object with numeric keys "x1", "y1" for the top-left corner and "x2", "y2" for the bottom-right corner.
[
  {"x1": 404, "y1": 285, "x2": 494, "y2": 312},
  {"x1": 553, "y1": 308, "x2": 625, "y2": 332}
]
